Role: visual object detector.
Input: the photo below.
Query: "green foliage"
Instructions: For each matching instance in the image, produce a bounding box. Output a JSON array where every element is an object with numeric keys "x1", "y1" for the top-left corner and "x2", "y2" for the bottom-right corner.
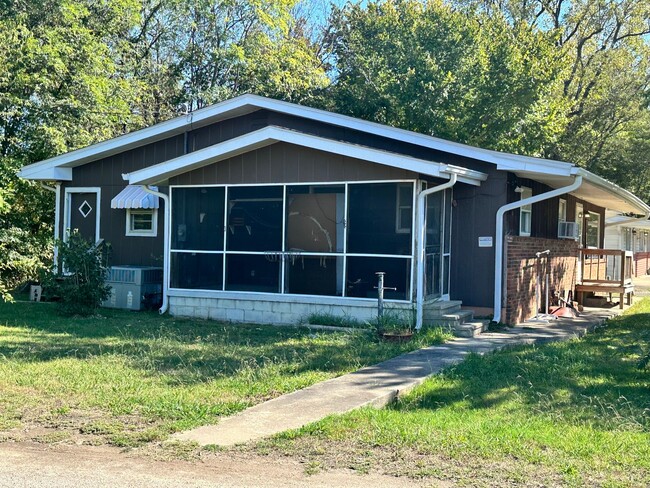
[
  {"x1": 307, "y1": 312, "x2": 368, "y2": 328},
  {"x1": 324, "y1": 0, "x2": 570, "y2": 155},
  {"x1": 374, "y1": 308, "x2": 414, "y2": 333},
  {"x1": 42, "y1": 231, "x2": 111, "y2": 316},
  {"x1": 462, "y1": 0, "x2": 650, "y2": 200},
  {"x1": 133, "y1": 0, "x2": 328, "y2": 111},
  {"x1": 0, "y1": 227, "x2": 49, "y2": 302}
]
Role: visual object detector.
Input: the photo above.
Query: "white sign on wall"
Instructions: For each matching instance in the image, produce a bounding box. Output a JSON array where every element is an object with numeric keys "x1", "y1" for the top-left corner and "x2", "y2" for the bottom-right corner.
[{"x1": 478, "y1": 236, "x2": 493, "y2": 248}]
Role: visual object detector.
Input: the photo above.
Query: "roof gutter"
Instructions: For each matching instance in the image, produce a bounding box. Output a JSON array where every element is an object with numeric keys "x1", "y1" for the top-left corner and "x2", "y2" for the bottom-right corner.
[
  {"x1": 141, "y1": 185, "x2": 169, "y2": 315},
  {"x1": 493, "y1": 175, "x2": 583, "y2": 324},
  {"x1": 572, "y1": 167, "x2": 650, "y2": 217},
  {"x1": 416, "y1": 173, "x2": 458, "y2": 330}
]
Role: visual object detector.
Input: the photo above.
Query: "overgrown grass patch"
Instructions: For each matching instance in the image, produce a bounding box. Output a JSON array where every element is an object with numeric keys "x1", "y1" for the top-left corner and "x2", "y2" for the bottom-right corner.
[
  {"x1": 264, "y1": 301, "x2": 650, "y2": 486},
  {"x1": 0, "y1": 300, "x2": 449, "y2": 447}
]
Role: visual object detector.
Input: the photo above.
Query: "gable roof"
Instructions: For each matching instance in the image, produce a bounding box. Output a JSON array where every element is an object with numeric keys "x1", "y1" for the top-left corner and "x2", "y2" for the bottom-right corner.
[
  {"x1": 17, "y1": 94, "x2": 649, "y2": 215},
  {"x1": 19, "y1": 93, "x2": 573, "y2": 181},
  {"x1": 123, "y1": 126, "x2": 487, "y2": 186}
]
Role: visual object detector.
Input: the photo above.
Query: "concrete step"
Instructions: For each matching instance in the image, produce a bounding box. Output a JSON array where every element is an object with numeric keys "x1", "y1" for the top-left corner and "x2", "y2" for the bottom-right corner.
[
  {"x1": 453, "y1": 320, "x2": 490, "y2": 338},
  {"x1": 423, "y1": 299, "x2": 463, "y2": 314},
  {"x1": 425, "y1": 309, "x2": 474, "y2": 327}
]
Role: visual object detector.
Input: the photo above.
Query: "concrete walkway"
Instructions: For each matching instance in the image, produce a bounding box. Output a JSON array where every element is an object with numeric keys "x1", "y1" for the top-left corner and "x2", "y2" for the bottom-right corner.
[{"x1": 174, "y1": 308, "x2": 619, "y2": 447}]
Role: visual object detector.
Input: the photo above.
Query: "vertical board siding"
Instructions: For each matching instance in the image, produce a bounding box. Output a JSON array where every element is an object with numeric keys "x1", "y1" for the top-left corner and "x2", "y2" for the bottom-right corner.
[
  {"x1": 168, "y1": 142, "x2": 417, "y2": 185},
  {"x1": 449, "y1": 167, "x2": 508, "y2": 308}
]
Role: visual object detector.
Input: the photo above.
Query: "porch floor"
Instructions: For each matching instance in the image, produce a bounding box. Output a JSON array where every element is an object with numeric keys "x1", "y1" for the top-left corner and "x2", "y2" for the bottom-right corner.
[{"x1": 173, "y1": 308, "x2": 618, "y2": 447}]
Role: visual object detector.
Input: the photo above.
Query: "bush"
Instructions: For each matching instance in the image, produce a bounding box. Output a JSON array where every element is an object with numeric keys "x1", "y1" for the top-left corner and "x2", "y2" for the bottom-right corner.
[
  {"x1": 42, "y1": 231, "x2": 111, "y2": 316},
  {"x1": 0, "y1": 227, "x2": 50, "y2": 302}
]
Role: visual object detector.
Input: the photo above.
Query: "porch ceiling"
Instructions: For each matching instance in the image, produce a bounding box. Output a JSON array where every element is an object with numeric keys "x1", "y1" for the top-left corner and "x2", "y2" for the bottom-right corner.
[{"x1": 513, "y1": 170, "x2": 650, "y2": 215}]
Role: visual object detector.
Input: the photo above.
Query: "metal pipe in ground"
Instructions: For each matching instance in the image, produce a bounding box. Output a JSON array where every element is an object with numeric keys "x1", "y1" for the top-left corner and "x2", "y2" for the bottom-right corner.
[
  {"x1": 375, "y1": 272, "x2": 396, "y2": 319},
  {"x1": 376, "y1": 272, "x2": 385, "y2": 318}
]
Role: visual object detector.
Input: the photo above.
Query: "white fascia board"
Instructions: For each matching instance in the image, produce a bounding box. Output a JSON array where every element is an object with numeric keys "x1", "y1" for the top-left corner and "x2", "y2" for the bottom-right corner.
[
  {"x1": 573, "y1": 167, "x2": 650, "y2": 215},
  {"x1": 247, "y1": 95, "x2": 574, "y2": 170},
  {"x1": 495, "y1": 159, "x2": 574, "y2": 176},
  {"x1": 125, "y1": 126, "x2": 487, "y2": 186},
  {"x1": 18, "y1": 166, "x2": 73, "y2": 181},
  {"x1": 18, "y1": 96, "x2": 261, "y2": 178},
  {"x1": 21, "y1": 93, "x2": 573, "y2": 181}
]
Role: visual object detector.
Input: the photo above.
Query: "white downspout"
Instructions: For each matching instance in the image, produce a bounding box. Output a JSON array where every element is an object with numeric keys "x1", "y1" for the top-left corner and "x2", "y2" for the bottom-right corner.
[
  {"x1": 142, "y1": 185, "x2": 170, "y2": 314},
  {"x1": 493, "y1": 175, "x2": 583, "y2": 324},
  {"x1": 416, "y1": 173, "x2": 458, "y2": 330}
]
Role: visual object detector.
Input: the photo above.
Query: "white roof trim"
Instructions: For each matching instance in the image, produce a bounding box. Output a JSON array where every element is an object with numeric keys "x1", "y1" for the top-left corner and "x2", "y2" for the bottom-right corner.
[
  {"x1": 110, "y1": 185, "x2": 160, "y2": 209},
  {"x1": 16, "y1": 93, "x2": 649, "y2": 216},
  {"x1": 572, "y1": 168, "x2": 650, "y2": 216},
  {"x1": 20, "y1": 93, "x2": 570, "y2": 180},
  {"x1": 123, "y1": 126, "x2": 488, "y2": 186}
]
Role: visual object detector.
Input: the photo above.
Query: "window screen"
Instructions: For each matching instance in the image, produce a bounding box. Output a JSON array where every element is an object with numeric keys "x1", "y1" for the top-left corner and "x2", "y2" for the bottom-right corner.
[
  {"x1": 172, "y1": 187, "x2": 225, "y2": 250},
  {"x1": 346, "y1": 256, "x2": 410, "y2": 300},
  {"x1": 227, "y1": 186, "x2": 283, "y2": 252},
  {"x1": 347, "y1": 182, "x2": 413, "y2": 255},
  {"x1": 286, "y1": 185, "x2": 344, "y2": 253},
  {"x1": 171, "y1": 252, "x2": 223, "y2": 290}
]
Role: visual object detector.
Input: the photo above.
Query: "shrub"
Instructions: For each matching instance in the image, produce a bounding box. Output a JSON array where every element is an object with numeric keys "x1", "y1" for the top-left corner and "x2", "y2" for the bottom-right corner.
[
  {"x1": 0, "y1": 227, "x2": 50, "y2": 302},
  {"x1": 42, "y1": 231, "x2": 111, "y2": 316}
]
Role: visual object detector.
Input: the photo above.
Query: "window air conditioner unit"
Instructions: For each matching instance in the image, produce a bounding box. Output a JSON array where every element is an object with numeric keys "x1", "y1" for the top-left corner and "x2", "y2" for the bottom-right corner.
[{"x1": 558, "y1": 221, "x2": 578, "y2": 240}]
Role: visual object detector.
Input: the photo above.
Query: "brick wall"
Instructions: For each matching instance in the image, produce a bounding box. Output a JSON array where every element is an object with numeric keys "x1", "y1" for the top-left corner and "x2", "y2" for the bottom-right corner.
[
  {"x1": 504, "y1": 236, "x2": 579, "y2": 325},
  {"x1": 634, "y1": 252, "x2": 650, "y2": 277}
]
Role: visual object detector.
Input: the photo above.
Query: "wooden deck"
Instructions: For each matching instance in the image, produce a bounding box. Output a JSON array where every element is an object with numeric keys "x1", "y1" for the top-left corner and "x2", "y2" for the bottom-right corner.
[{"x1": 576, "y1": 249, "x2": 634, "y2": 309}]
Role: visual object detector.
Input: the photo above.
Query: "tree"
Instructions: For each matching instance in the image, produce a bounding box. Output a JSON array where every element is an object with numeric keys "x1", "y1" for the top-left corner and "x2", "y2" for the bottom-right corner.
[
  {"x1": 130, "y1": 0, "x2": 329, "y2": 112},
  {"x1": 464, "y1": 0, "x2": 650, "y2": 199},
  {"x1": 0, "y1": 0, "x2": 146, "y2": 299},
  {"x1": 323, "y1": 0, "x2": 570, "y2": 156}
]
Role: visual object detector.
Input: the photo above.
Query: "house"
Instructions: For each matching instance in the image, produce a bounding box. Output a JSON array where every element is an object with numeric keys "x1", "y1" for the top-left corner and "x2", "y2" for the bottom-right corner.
[
  {"x1": 18, "y1": 95, "x2": 650, "y2": 327},
  {"x1": 604, "y1": 212, "x2": 650, "y2": 277}
]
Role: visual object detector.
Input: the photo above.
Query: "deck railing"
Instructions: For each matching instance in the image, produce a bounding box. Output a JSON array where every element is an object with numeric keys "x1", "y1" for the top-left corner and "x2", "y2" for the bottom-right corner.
[{"x1": 580, "y1": 249, "x2": 634, "y2": 286}]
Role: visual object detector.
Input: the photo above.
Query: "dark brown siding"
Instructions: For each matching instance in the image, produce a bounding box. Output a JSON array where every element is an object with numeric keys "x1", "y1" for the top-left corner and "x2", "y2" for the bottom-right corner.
[
  {"x1": 59, "y1": 135, "x2": 184, "y2": 267},
  {"x1": 449, "y1": 166, "x2": 508, "y2": 308},
  {"x1": 505, "y1": 174, "x2": 606, "y2": 247},
  {"x1": 169, "y1": 142, "x2": 417, "y2": 185}
]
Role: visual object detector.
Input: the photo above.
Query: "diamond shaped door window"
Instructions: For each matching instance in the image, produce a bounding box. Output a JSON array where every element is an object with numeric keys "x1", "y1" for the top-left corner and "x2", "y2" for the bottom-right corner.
[{"x1": 78, "y1": 200, "x2": 93, "y2": 218}]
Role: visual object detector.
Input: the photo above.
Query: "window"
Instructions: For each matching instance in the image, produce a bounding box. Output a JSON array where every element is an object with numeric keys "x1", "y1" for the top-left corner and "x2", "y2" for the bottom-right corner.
[
  {"x1": 576, "y1": 203, "x2": 584, "y2": 244},
  {"x1": 126, "y1": 209, "x2": 157, "y2": 237},
  {"x1": 623, "y1": 228, "x2": 633, "y2": 251},
  {"x1": 395, "y1": 183, "x2": 414, "y2": 233},
  {"x1": 558, "y1": 199, "x2": 567, "y2": 223},
  {"x1": 169, "y1": 181, "x2": 416, "y2": 301},
  {"x1": 586, "y1": 212, "x2": 601, "y2": 248},
  {"x1": 519, "y1": 187, "x2": 532, "y2": 237}
]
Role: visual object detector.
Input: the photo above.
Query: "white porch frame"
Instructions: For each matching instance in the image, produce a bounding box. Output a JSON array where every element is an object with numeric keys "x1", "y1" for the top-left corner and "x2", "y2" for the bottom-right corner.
[{"x1": 168, "y1": 179, "x2": 421, "y2": 306}]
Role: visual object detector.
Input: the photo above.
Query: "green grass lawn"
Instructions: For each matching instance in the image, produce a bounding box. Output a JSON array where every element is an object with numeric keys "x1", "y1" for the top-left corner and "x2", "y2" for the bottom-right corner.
[
  {"x1": 0, "y1": 300, "x2": 448, "y2": 447},
  {"x1": 263, "y1": 301, "x2": 650, "y2": 487}
]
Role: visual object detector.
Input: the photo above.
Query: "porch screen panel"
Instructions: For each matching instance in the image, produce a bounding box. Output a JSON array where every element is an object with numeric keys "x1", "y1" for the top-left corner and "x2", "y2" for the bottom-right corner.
[
  {"x1": 284, "y1": 256, "x2": 343, "y2": 296},
  {"x1": 425, "y1": 191, "x2": 443, "y2": 297},
  {"x1": 346, "y1": 257, "x2": 410, "y2": 300},
  {"x1": 171, "y1": 187, "x2": 225, "y2": 250},
  {"x1": 171, "y1": 253, "x2": 223, "y2": 290},
  {"x1": 347, "y1": 183, "x2": 413, "y2": 255},
  {"x1": 286, "y1": 185, "x2": 344, "y2": 253},
  {"x1": 227, "y1": 186, "x2": 283, "y2": 252},
  {"x1": 226, "y1": 254, "x2": 280, "y2": 293}
]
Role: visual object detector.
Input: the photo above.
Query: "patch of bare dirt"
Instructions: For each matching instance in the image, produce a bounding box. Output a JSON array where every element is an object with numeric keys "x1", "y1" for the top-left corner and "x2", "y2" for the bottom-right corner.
[{"x1": 0, "y1": 441, "x2": 429, "y2": 488}]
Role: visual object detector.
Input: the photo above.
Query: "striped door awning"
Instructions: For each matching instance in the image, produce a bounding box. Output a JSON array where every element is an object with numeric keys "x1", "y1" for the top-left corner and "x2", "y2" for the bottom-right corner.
[{"x1": 110, "y1": 185, "x2": 159, "y2": 209}]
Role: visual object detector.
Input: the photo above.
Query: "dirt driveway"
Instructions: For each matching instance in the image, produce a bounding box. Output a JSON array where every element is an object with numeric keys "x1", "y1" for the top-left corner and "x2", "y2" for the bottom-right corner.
[{"x1": 0, "y1": 442, "x2": 433, "y2": 488}]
